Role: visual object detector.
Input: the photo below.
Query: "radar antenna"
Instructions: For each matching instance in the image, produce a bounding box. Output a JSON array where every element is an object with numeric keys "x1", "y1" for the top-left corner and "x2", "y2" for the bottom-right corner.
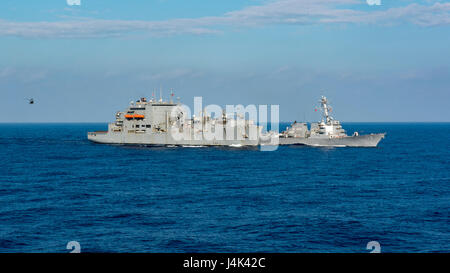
[{"x1": 320, "y1": 96, "x2": 333, "y2": 124}]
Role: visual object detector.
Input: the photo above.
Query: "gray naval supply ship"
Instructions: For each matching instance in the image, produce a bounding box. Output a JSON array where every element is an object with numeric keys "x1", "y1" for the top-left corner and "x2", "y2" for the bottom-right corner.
[
  {"x1": 88, "y1": 95, "x2": 385, "y2": 147},
  {"x1": 88, "y1": 95, "x2": 263, "y2": 147}
]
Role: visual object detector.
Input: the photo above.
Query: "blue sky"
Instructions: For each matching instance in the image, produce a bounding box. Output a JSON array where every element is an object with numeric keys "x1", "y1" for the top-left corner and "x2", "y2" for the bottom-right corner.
[{"x1": 0, "y1": 0, "x2": 449, "y2": 122}]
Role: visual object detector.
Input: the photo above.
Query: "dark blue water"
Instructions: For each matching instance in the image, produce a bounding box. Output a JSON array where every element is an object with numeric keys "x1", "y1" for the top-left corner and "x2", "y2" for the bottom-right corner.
[{"x1": 0, "y1": 123, "x2": 449, "y2": 253}]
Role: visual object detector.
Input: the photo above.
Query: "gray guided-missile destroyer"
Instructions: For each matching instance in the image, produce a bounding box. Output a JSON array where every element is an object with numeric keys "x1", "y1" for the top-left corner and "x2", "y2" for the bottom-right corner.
[
  {"x1": 88, "y1": 95, "x2": 385, "y2": 147},
  {"x1": 279, "y1": 96, "x2": 385, "y2": 147}
]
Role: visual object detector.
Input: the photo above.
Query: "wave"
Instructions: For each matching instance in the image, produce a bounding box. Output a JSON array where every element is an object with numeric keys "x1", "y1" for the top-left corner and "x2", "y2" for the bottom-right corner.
[
  {"x1": 229, "y1": 144, "x2": 243, "y2": 148},
  {"x1": 181, "y1": 145, "x2": 205, "y2": 148}
]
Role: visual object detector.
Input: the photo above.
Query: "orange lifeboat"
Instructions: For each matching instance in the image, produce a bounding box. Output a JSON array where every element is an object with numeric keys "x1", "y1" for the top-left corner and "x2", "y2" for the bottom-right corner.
[
  {"x1": 133, "y1": 114, "x2": 145, "y2": 119},
  {"x1": 124, "y1": 114, "x2": 134, "y2": 119}
]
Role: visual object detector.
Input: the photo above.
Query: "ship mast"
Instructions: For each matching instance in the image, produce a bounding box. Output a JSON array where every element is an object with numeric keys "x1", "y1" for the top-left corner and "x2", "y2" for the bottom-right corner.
[{"x1": 320, "y1": 96, "x2": 333, "y2": 124}]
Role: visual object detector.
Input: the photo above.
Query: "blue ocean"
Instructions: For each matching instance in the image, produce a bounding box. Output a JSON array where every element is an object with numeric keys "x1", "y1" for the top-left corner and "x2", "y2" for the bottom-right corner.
[{"x1": 0, "y1": 123, "x2": 449, "y2": 253}]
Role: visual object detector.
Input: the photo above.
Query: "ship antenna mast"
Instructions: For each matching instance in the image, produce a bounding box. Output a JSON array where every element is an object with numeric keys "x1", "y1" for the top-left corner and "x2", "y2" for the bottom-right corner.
[
  {"x1": 159, "y1": 85, "x2": 163, "y2": 102},
  {"x1": 321, "y1": 96, "x2": 332, "y2": 123}
]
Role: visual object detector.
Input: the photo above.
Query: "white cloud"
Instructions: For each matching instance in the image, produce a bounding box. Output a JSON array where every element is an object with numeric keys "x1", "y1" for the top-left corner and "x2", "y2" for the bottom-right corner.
[
  {"x1": 0, "y1": 18, "x2": 220, "y2": 38},
  {"x1": 0, "y1": 67, "x2": 48, "y2": 83},
  {"x1": 0, "y1": 1, "x2": 448, "y2": 38},
  {"x1": 138, "y1": 69, "x2": 203, "y2": 81},
  {"x1": 0, "y1": 67, "x2": 16, "y2": 78},
  {"x1": 67, "y1": 0, "x2": 81, "y2": 6}
]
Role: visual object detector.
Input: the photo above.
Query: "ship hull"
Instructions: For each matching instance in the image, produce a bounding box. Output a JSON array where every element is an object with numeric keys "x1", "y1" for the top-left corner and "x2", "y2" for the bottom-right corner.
[
  {"x1": 278, "y1": 133, "x2": 385, "y2": 147},
  {"x1": 88, "y1": 131, "x2": 385, "y2": 147},
  {"x1": 87, "y1": 132, "x2": 259, "y2": 146}
]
